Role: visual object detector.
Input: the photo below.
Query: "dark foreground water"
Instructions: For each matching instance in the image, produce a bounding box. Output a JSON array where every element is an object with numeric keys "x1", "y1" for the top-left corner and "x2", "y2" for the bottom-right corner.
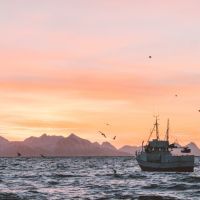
[{"x1": 0, "y1": 157, "x2": 200, "y2": 200}]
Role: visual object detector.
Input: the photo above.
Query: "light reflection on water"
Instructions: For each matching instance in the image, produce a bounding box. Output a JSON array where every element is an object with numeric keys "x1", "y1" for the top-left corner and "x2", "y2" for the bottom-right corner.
[{"x1": 0, "y1": 157, "x2": 199, "y2": 199}]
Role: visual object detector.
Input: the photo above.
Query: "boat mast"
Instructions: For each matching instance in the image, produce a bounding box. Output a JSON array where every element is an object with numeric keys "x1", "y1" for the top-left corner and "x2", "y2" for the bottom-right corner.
[
  {"x1": 148, "y1": 126, "x2": 155, "y2": 142},
  {"x1": 155, "y1": 116, "x2": 159, "y2": 140},
  {"x1": 165, "y1": 119, "x2": 169, "y2": 141}
]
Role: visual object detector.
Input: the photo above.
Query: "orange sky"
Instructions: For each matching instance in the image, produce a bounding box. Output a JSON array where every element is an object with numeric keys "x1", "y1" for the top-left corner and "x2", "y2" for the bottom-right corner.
[{"x1": 1, "y1": 0, "x2": 200, "y2": 147}]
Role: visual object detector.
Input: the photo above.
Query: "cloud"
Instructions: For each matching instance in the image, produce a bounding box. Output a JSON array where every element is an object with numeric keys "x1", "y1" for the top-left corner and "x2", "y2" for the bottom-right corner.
[{"x1": 10, "y1": 119, "x2": 85, "y2": 129}]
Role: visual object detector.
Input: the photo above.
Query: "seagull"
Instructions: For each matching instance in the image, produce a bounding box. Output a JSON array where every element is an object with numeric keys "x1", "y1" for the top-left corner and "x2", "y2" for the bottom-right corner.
[
  {"x1": 106, "y1": 123, "x2": 110, "y2": 126},
  {"x1": 113, "y1": 136, "x2": 116, "y2": 140},
  {"x1": 175, "y1": 94, "x2": 178, "y2": 97},
  {"x1": 99, "y1": 131, "x2": 106, "y2": 138},
  {"x1": 112, "y1": 168, "x2": 117, "y2": 175},
  {"x1": 40, "y1": 154, "x2": 45, "y2": 158},
  {"x1": 17, "y1": 152, "x2": 21, "y2": 157},
  {"x1": 148, "y1": 56, "x2": 152, "y2": 59},
  {"x1": 198, "y1": 110, "x2": 200, "y2": 112}
]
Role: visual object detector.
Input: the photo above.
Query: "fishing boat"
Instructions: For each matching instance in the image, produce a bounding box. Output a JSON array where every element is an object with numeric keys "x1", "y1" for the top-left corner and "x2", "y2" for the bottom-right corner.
[{"x1": 136, "y1": 117, "x2": 194, "y2": 172}]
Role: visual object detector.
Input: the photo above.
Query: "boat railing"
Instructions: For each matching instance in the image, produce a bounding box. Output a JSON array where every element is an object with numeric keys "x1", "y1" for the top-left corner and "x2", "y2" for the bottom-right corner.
[{"x1": 135, "y1": 150, "x2": 142, "y2": 156}]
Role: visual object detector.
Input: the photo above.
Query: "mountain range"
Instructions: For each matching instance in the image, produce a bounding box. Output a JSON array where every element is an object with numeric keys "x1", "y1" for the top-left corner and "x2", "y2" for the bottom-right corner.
[
  {"x1": 0, "y1": 134, "x2": 130, "y2": 157},
  {"x1": 0, "y1": 134, "x2": 199, "y2": 157}
]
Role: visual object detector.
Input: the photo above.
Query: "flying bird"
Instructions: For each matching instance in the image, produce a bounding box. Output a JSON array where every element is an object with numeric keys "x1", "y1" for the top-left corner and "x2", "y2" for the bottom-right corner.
[
  {"x1": 175, "y1": 94, "x2": 178, "y2": 97},
  {"x1": 106, "y1": 123, "x2": 110, "y2": 126},
  {"x1": 17, "y1": 152, "x2": 21, "y2": 157},
  {"x1": 198, "y1": 109, "x2": 200, "y2": 112},
  {"x1": 113, "y1": 136, "x2": 116, "y2": 140},
  {"x1": 148, "y1": 56, "x2": 152, "y2": 59},
  {"x1": 99, "y1": 131, "x2": 106, "y2": 138}
]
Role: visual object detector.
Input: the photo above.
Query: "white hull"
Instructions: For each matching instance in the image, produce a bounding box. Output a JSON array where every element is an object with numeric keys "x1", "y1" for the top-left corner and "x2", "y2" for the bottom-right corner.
[{"x1": 136, "y1": 152, "x2": 194, "y2": 172}]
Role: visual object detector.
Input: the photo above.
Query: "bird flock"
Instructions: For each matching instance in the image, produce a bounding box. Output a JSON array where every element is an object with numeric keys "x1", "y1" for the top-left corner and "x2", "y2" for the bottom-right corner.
[{"x1": 99, "y1": 123, "x2": 116, "y2": 141}]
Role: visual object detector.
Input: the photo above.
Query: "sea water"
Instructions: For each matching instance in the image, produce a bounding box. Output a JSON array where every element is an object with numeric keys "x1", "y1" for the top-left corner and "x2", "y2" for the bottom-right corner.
[{"x1": 0, "y1": 157, "x2": 199, "y2": 200}]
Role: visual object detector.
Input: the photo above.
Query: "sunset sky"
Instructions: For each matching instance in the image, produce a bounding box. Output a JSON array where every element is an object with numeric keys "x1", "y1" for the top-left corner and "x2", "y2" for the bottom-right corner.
[{"x1": 1, "y1": 0, "x2": 200, "y2": 147}]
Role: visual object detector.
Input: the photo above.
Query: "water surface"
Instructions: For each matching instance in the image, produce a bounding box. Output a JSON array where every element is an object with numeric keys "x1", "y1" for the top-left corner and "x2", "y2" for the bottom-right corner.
[{"x1": 0, "y1": 157, "x2": 199, "y2": 199}]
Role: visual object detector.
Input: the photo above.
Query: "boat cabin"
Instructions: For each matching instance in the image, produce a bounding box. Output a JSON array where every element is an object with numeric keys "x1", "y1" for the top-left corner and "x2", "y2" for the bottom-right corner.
[{"x1": 145, "y1": 139, "x2": 169, "y2": 153}]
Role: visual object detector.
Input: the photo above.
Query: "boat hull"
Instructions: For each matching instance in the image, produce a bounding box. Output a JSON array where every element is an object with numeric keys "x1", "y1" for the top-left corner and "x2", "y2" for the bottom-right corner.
[
  {"x1": 136, "y1": 153, "x2": 195, "y2": 172},
  {"x1": 139, "y1": 164, "x2": 194, "y2": 172}
]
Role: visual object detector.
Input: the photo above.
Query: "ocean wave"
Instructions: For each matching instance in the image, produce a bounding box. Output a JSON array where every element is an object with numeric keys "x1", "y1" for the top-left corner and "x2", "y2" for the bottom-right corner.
[
  {"x1": 0, "y1": 193, "x2": 24, "y2": 200},
  {"x1": 167, "y1": 183, "x2": 200, "y2": 190},
  {"x1": 47, "y1": 181, "x2": 59, "y2": 185},
  {"x1": 128, "y1": 174, "x2": 146, "y2": 179},
  {"x1": 138, "y1": 195, "x2": 178, "y2": 200},
  {"x1": 181, "y1": 176, "x2": 200, "y2": 183},
  {"x1": 142, "y1": 184, "x2": 159, "y2": 189},
  {"x1": 52, "y1": 173, "x2": 85, "y2": 178}
]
